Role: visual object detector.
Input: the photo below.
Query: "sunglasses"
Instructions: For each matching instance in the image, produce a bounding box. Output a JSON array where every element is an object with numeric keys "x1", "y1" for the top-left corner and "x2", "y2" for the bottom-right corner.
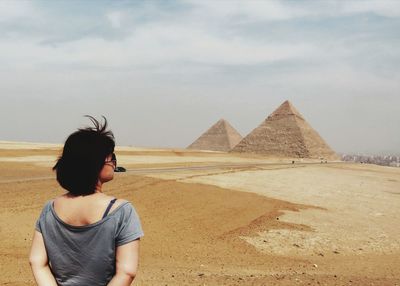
[{"x1": 104, "y1": 153, "x2": 117, "y2": 167}]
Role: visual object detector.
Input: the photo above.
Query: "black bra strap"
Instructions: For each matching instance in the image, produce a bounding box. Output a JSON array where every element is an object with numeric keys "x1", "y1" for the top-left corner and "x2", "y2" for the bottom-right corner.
[{"x1": 102, "y1": 198, "x2": 117, "y2": 219}]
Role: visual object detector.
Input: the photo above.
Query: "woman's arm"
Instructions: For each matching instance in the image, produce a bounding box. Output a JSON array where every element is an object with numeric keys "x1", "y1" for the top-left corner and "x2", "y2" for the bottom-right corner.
[
  {"x1": 29, "y1": 231, "x2": 58, "y2": 286},
  {"x1": 107, "y1": 239, "x2": 140, "y2": 286}
]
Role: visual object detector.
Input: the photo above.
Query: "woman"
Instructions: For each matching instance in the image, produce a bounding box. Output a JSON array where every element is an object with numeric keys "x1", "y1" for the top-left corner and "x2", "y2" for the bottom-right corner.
[{"x1": 29, "y1": 116, "x2": 143, "y2": 286}]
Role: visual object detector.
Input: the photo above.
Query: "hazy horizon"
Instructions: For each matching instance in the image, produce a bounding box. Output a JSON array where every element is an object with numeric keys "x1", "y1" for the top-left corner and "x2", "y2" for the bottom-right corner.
[{"x1": 1, "y1": 1, "x2": 399, "y2": 155}]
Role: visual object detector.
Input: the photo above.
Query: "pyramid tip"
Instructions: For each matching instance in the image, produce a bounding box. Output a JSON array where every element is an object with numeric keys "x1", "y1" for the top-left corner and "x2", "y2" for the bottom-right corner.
[
  {"x1": 217, "y1": 118, "x2": 227, "y2": 125},
  {"x1": 270, "y1": 100, "x2": 303, "y2": 119}
]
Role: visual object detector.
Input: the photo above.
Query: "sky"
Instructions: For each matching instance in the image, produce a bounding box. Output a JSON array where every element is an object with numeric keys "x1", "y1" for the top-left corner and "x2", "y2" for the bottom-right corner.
[{"x1": 0, "y1": 0, "x2": 399, "y2": 155}]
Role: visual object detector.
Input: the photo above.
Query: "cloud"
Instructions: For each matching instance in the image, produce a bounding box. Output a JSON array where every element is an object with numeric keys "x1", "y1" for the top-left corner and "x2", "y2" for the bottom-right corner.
[
  {"x1": 187, "y1": 0, "x2": 400, "y2": 22},
  {"x1": 341, "y1": 0, "x2": 400, "y2": 18},
  {"x1": 0, "y1": 19, "x2": 316, "y2": 72},
  {"x1": 185, "y1": 0, "x2": 306, "y2": 21},
  {"x1": 0, "y1": 0, "x2": 398, "y2": 76},
  {"x1": 107, "y1": 11, "x2": 124, "y2": 28},
  {"x1": 0, "y1": 1, "x2": 36, "y2": 22}
]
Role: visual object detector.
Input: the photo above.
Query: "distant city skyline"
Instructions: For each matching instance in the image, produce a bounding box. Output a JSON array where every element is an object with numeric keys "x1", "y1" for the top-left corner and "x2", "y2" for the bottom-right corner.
[{"x1": 1, "y1": 1, "x2": 399, "y2": 155}]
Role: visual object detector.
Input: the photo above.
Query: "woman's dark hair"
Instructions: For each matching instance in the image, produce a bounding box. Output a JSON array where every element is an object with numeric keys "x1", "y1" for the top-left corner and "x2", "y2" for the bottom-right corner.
[{"x1": 53, "y1": 116, "x2": 115, "y2": 196}]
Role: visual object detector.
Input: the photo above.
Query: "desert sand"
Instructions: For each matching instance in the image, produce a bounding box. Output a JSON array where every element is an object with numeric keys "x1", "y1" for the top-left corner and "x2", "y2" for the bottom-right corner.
[{"x1": 1, "y1": 142, "x2": 399, "y2": 285}]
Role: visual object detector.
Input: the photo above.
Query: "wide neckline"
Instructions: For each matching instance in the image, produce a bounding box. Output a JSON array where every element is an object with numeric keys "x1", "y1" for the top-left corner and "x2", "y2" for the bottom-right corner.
[{"x1": 49, "y1": 200, "x2": 129, "y2": 229}]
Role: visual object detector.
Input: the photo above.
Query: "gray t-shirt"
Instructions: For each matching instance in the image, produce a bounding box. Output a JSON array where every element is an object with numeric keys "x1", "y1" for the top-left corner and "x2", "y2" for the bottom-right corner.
[{"x1": 35, "y1": 200, "x2": 143, "y2": 286}]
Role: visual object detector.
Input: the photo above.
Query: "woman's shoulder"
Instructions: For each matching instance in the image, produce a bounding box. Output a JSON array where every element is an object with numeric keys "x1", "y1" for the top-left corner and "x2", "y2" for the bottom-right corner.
[
  {"x1": 109, "y1": 198, "x2": 136, "y2": 215},
  {"x1": 113, "y1": 198, "x2": 128, "y2": 207},
  {"x1": 37, "y1": 198, "x2": 58, "y2": 222},
  {"x1": 40, "y1": 199, "x2": 54, "y2": 212}
]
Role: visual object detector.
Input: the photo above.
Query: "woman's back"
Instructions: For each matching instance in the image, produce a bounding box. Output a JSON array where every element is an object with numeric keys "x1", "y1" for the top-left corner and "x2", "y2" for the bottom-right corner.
[
  {"x1": 53, "y1": 193, "x2": 123, "y2": 226},
  {"x1": 36, "y1": 196, "x2": 143, "y2": 286}
]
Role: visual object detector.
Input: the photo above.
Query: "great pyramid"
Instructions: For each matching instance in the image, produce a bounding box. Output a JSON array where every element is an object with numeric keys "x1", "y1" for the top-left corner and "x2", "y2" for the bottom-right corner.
[
  {"x1": 187, "y1": 119, "x2": 243, "y2": 152},
  {"x1": 231, "y1": 100, "x2": 338, "y2": 159}
]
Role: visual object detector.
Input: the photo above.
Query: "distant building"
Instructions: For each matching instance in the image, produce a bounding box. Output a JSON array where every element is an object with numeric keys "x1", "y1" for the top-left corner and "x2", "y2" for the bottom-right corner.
[{"x1": 341, "y1": 154, "x2": 400, "y2": 167}]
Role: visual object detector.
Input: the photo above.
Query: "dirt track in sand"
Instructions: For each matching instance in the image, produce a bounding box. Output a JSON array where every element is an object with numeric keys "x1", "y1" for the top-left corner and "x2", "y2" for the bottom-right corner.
[{"x1": 1, "y1": 145, "x2": 400, "y2": 285}]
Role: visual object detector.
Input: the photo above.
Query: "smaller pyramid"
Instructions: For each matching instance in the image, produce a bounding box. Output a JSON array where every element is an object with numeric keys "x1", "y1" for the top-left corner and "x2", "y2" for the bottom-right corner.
[
  {"x1": 187, "y1": 119, "x2": 243, "y2": 152},
  {"x1": 231, "y1": 100, "x2": 338, "y2": 159}
]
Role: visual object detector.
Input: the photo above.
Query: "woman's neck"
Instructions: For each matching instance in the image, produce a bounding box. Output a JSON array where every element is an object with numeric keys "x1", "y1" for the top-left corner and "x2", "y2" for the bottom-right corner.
[
  {"x1": 95, "y1": 180, "x2": 103, "y2": 193},
  {"x1": 95, "y1": 186, "x2": 103, "y2": 193}
]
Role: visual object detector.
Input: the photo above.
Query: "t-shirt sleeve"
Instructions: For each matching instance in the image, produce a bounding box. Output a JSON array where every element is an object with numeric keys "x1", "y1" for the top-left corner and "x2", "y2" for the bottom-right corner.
[
  {"x1": 115, "y1": 203, "x2": 144, "y2": 247},
  {"x1": 35, "y1": 201, "x2": 52, "y2": 233},
  {"x1": 35, "y1": 217, "x2": 42, "y2": 233}
]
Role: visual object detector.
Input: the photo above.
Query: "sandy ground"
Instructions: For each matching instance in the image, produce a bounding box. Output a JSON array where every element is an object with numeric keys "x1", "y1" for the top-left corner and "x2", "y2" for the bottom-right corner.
[
  {"x1": 147, "y1": 163, "x2": 400, "y2": 255},
  {"x1": 1, "y1": 143, "x2": 399, "y2": 285}
]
